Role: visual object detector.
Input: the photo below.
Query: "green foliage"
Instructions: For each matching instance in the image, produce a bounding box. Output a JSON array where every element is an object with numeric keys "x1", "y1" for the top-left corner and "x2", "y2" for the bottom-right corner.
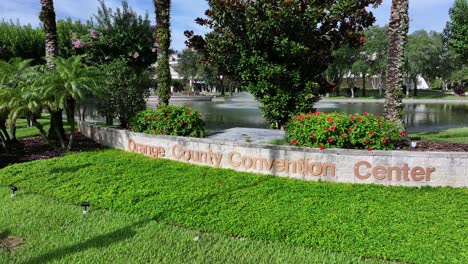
[
  {"x1": 0, "y1": 21, "x2": 45, "y2": 64},
  {"x1": 445, "y1": 0, "x2": 468, "y2": 64},
  {"x1": 68, "y1": 0, "x2": 156, "y2": 72},
  {"x1": 188, "y1": 0, "x2": 381, "y2": 128},
  {"x1": 176, "y1": 48, "x2": 203, "y2": 82},
  {"x1": 285, "y1": 112, "x2": 404, "y2": 150},
  {"x1": 0, "y1": 149, "x2": 467, "y2": 263},
  {"x1": 56, "y1": 18, "x2": 93, "y2": 58},
  {"x1": 130, "y1": 105, "x2": 205, "y2": 137},
  {"x1": 97, "y1": 59, "x2": 148, "y2": 128}
]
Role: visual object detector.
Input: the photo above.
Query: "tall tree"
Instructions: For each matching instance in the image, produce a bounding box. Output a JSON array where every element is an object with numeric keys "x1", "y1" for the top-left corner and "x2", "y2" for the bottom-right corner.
[
  {"x1": 154, "y1": 0, "x2": 171, "y2": 105},
  {"x1": 188, "y1": 0, "x2": 381, "y2": 128},
  {"x1": 40, "y1": 0, "x2": 65, "y2": 140},
  {"x1": 383, "y1": 0, "x2": 409, "y2": 126},
  {"x1": 444, "y1": 0, "x2": 468, "y2": 64},
  {"x1": 363, "y1": 25, "x2": 389, "y2": 95}
]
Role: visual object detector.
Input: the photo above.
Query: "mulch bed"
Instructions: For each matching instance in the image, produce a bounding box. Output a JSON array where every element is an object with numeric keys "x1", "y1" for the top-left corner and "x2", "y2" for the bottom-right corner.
[
  {"x1": 408, "y1": 140, "x2": 468, "y2": 152},
  {"x1": 0, "y1": 132, "x2": 103, "y2": 169},
  {"x1": 1, "y1": 133, "x2": 467, "y2": 169}
]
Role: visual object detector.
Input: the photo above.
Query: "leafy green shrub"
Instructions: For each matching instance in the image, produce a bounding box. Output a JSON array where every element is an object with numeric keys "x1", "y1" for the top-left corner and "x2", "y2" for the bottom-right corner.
[
  {"x1": 130, "y1": 105, "x2": 205, "y2": 137},
  {"x1": 285, "y1": 112, "x2": 404, "y2": 150}
]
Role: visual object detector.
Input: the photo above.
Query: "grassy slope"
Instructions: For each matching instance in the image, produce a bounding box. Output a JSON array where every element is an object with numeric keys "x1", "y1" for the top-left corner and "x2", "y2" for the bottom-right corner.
[
  {"x1": 0, "y1": 190, "x2": 371, "y2": 264},
  {"x1": 1, "y1": 149, "x2": 467, "y2": 263},
  {"x1": 410, "y1": 127, "x2": 468, "y2": 143}
]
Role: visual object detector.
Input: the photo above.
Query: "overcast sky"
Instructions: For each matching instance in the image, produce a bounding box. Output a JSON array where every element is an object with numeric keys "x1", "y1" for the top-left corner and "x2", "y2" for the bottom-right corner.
[{"x1": 0, "y1": 0, "x2": 453, "y2": 52}]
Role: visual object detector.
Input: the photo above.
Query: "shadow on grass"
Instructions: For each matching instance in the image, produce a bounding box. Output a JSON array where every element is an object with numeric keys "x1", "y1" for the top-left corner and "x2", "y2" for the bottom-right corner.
[
  {"x1": 24, "y1": 219, "x2": 149, "y2": 264},
  {"x1": 49, "y1": 163, "x2": 92, "y2": 175}
]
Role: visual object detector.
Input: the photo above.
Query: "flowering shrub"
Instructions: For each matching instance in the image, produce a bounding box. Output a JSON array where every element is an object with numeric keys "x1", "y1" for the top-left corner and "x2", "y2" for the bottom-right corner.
[
  {"x1": 130, "y1": 105, "x2": 205, "y2": 138},
  {"x1": 285, "y1": 112, "x2": 404, "y2": 151}
]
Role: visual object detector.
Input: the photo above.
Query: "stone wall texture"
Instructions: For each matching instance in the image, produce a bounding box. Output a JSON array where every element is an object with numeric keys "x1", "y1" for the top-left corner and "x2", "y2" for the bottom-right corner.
[{"x1": 79, "y1": 122, "x2": 468, "y2": 188}]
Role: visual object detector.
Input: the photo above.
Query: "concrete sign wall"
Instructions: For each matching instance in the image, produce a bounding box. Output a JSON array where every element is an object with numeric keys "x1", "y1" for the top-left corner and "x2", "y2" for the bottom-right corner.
[{"x1": 79, "y1": 122, "x2": 468, "y2": 188}]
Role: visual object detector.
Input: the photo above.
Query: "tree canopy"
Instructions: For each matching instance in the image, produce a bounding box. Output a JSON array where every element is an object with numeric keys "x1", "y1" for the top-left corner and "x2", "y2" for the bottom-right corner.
[{"x1": 187, "y1": 0, "x2": 381, "y2": 128}]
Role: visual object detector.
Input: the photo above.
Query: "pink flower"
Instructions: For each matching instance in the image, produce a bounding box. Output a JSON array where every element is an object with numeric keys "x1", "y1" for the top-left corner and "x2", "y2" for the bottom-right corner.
[
  {"x1": 327, "y1": 117, "x2": 333, "y2": 122},
  {"x1": 363, "y1": 112, "x2": 369, "y2": 116},
  {"x1": 400, "y1": 131, "x2": 405, "y2": 137},
  {"x1": 328, "y1": 138, "x2": 333, "y2": 143},
  {"x1": 358, "y1": 117, "x2": 363, "y2": 122},
  {"x1": 325, "y1": 127, "x2": 329, "y2": 131},
  {"x1": 367, "y1": 148, "x2": 373, "y2": 152},
  {"x1": 382, "y1": 138, "x2": 387, "y2": 144},
  {"x1": 310, "y1": 134, "x2": 315, "y2": 139},
  {"x1": 369, "y1": 131, "x2": 374, "y2": 136},
  {"x1": 308, "y1": 111, "x2": 313, "y2": 115},
  {"x1": 331, "y1": 126, "x2": 336, "y2": 132},
  {"x1": 319, "y1": 146, "x2": 324, "y2": 150},
  {"x1": 166, "y1": 112, "x2": 170, "y2": 116},
  {"x1": 347, "y1": 129, "x2": 351, "y2": 134},
  {"x1": 341, "y1": 135, "x2": 346, "y2": 139},
  {"x1": 292, "y1": 140, "x2": 297, "y2": 145},
  {"x1": 375, "y1": 115, "x2": 380, "y2": 119},
  {"x1": 365, "y1": 139, "x2": 370, "y2": 144},
  {"x1": 89, "y1": 29, "x2": 98, "y2": 39},
  {"x1": 378, "y1": 121, "x2": 382, "y2": 126},
  {"x1": 71, "y1": 39, "x2": 84, "y2": 49},
  {"x1": 350, "y1": 116, "x2": 356, "y2": 121},
  {"x1": 133, "y1": 52, "x2": 140, "y2": 59}
]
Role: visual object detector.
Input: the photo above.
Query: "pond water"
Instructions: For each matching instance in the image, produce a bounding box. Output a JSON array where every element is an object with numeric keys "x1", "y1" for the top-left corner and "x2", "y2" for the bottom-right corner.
[
  {"x1": 166, "y1": 93, "x2": 467, "y2": 133},
  {"x1": 84, "y1": 93, "x2": 467, "y2": 133}
]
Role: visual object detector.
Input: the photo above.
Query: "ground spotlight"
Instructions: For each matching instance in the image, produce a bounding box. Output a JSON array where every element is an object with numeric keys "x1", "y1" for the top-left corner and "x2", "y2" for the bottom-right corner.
[
  {"x1": 10, "y1": 185, "x2": 18, "y2": 197},
  {"x1": 81, "y1": 201, "x2": 90, "y2": 214}
]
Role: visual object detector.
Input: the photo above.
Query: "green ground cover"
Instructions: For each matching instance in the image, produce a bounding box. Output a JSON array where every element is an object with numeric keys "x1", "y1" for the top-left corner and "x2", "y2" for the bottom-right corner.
[
  {"x1": 0, "y1": 190, "x2": 372, "y2": 264},
  {"x1": 410, "y1": 127, "x2": 468, "y2": 143},
  {"x1": 1, "y1": 149, "x2": 466, "y2": 263}
]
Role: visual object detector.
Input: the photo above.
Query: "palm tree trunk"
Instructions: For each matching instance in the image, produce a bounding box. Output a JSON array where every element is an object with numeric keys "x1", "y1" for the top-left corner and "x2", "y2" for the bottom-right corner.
[
  {"x1": 154, "y1": 0, "x2": 172, "y2": 105},
  {"x1": 39, "y1": 0, "x2": 58, "y2": 67},
  {"x1": 384, "y1": 0, "x2": 409, "y2": 126},
  {"x1": 362, "y1": 73, "x2": 367, "y2": 97}
]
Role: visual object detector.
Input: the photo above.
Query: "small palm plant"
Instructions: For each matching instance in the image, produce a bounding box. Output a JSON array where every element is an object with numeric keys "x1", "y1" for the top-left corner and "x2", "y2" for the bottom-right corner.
[
  {"x1": 0, "y1": 58, "x2": 35, "y2": 153},
  {"x1": 35, "y1": 56, "x2": 103, "y2": 150}
]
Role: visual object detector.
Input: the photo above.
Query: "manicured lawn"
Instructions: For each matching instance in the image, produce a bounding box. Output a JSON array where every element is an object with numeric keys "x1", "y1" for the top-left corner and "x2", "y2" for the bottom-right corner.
[
  {"x1": 326, "y1": 89, "x2": 467, "y2": 100},
  {"x1": 14, "y1": 117, "x2": 71, "y2": 139},
  {"x1": 0, "y1": 190, "x2": 372, "y2": 264},
  {"x1": 410, "y1": 127, "x2": 468, "y2": 143},
  {"x1": 1, "y1": 149, "x2": 466, "y2": 263}
]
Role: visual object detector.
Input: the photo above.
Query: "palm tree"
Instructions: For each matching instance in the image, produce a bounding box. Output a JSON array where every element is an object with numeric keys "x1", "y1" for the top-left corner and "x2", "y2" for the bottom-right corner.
[
  {"x1": 0, "y1": 58, "x2": 34, "y2": 144},
  {"x1": 37, "y1": 56, "x2": 103, "y2": 150},
  {"x1": 153, "y1": 0, "x2": 172, "y2": 105},
  {"x1": 40, "y1": 0, "x2": 65, "y2": 141},
  {"x1": 383, "y1": 0, "x2": 409, "y2": 127}
]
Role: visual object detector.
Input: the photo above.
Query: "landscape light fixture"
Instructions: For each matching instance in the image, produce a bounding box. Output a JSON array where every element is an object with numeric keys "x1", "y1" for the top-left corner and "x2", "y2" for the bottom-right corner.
[
  {"x1": 81, "y1": 201, "x2": 90, "y2": 214},
  {"x1": 10, "y1": 185, "x2": 18, "y2": 197},
  {"x1": 411, "y1": 141, "x2": 417, "y2": 148}
]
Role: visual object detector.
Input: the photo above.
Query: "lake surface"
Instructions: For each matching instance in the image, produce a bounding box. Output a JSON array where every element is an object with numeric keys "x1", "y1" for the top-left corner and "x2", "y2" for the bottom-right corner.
[
  {"x1": 83, "y1": 94, "x2": 467, "y2": 133},
  {"x1": 167, "y1": 100, "x2": 467, "y2": 133}
]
